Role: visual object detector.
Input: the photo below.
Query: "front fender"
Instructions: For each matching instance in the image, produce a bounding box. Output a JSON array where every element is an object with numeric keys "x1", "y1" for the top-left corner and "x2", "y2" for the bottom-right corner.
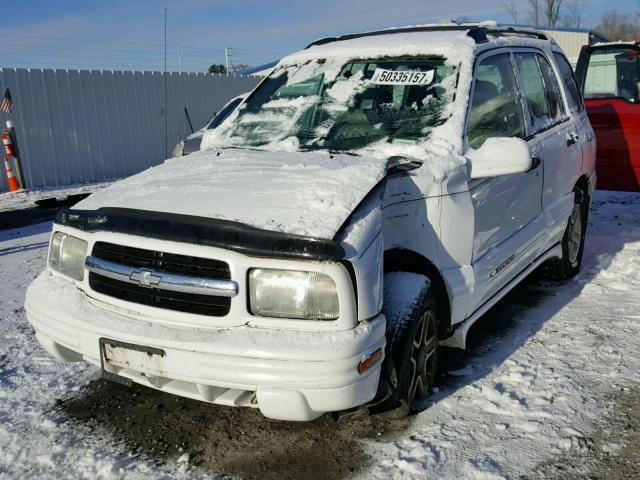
[{"x1": 336, "y1": 184, "x2": 385, "y2": 321}]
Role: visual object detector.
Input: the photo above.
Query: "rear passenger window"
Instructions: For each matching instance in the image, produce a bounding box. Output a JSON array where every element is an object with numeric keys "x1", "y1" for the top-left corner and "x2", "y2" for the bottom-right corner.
[
  {"x1": 553, "y1": 52, "x2": 584, "y2": 112},
  {"x1": 537, "y1": 55, "x2": 565, "y2": 120},
  {"x1": 467, "y1": 54, "x2": 526, "y2": 149},
  {"x1": 514, "y1": 52, "x2": 564, "y2": 132}
]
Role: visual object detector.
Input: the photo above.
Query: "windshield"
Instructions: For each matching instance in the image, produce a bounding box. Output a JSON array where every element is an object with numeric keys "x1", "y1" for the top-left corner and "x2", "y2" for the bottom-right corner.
[{"x1": 211, "y1": 57, "x2": 458, "y2": 152}]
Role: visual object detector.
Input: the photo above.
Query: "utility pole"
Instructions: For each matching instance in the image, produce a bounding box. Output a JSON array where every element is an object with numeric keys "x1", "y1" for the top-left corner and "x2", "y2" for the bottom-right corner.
[
  {"x1": 178, "y1": 46, "x2": 182, "y2": 74},
  {"x1": 163, "y1": 7, "x2": 168, "y2": 159},
  {"x1": 225, "y1": 47, "x2": 230, "y2": 74}
]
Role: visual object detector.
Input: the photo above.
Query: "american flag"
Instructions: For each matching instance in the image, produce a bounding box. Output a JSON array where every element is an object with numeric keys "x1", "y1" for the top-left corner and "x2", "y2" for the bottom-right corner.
[{"x1": 0, "y1": 88, "x2": 13, "y2": 114}]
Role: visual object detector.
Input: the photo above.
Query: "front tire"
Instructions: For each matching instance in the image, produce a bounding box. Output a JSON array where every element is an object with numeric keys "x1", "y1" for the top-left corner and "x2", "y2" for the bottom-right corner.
[{"x1": 377, "y1": 272, "x2": 440, "y2": 416}]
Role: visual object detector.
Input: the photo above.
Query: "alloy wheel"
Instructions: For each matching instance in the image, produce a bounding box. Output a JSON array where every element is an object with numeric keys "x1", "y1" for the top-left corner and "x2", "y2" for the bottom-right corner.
[
  {"x1": 567, "y1": 203, "x2": 583, "y2": 265},
  {"x1": 408, "y1": 310, "x2": 438, "y2": 408}
]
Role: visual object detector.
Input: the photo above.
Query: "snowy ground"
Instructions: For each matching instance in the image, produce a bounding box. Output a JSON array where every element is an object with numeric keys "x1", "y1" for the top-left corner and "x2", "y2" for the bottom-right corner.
[
  {"x1": 0, "y1": 191, "x2": 638, "y2": 479},
  {"x1": 0, "y1": 181, "x2": 112, "y2": 213}
]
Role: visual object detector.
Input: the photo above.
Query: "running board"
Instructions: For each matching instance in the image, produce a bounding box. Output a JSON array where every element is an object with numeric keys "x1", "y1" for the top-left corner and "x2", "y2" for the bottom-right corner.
[{"x1": 440, "y1": 244, "x2": 562, "y2": 349}]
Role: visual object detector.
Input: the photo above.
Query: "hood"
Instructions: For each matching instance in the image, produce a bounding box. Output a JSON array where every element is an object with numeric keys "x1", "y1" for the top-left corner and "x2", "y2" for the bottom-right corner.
[{"x1": 75, "y1": 148, "x2": 388, "y2": 240}]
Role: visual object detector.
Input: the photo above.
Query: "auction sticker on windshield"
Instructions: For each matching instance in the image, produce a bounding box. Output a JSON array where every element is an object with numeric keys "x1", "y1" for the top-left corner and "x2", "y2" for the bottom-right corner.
[{"x1": 371, "y1": 69, "x2": 434, "y2": 85}]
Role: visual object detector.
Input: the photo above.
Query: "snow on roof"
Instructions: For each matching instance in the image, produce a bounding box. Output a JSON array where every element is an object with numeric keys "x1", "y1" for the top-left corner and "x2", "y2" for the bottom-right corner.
[
  {"x1": 284, "y1": 29, "x2": 476, "y2": 64},
  {"x1": 280, "y1": 25, "x2": 557, "y2": 69}
]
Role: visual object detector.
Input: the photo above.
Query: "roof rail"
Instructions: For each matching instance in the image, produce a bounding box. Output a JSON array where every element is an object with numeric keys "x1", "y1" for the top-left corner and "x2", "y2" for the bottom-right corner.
[
  {"x1": 305, "y1": 24, "x2": 550, "y2": 49},
  {"x1": 306, "y1": 25, "x2": 473, "y2": 49},
  {"x1": 487, "y1": 26, "x2": 549, "y2": 41}
]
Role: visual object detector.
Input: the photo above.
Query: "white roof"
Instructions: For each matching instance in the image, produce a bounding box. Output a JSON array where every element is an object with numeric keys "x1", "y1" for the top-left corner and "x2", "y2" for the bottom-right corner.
[
  {"x1": 281, "y1": 26, "x2": 555, "y2": 66},
  {"x1": 286, "y1": 30, "x2": 475, "y2": 63}
]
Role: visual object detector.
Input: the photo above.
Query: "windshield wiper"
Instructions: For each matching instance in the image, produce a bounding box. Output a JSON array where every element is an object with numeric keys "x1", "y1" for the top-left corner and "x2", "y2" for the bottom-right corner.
[
  {"x1": 297, "y1": 145, "x2": 360, "y2": 156},
  {"x1": 329, "y1": 149, "x2": 359, "y2": 157},
  {"x1": 218, "y1": 145, "x2": 267, "y2": 153}
]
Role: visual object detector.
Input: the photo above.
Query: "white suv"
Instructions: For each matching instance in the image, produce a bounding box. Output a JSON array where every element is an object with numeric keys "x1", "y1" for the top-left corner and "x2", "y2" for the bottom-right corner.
[{"x1": 26, "y1": 24, "x2": 596, "y2": 421}]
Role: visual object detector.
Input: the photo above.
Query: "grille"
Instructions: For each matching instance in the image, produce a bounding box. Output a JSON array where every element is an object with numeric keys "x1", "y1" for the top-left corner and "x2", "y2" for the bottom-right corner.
[
  {"x1": 89, "y1": 242, "x2": 231, "y2": 316},
  {"x1": 92, "y1": 242, "x2": 231, "y2": 278}
]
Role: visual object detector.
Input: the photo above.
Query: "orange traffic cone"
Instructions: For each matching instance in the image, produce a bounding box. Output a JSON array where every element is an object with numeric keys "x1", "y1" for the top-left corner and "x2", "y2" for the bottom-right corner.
[{"x1": 3, "y1": 156, "x2": 21, "y2": 192}]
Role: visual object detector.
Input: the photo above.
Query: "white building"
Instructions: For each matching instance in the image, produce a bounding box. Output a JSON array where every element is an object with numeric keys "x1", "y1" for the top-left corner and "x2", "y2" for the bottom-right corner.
[{"x1": 532, "y1": 26, "x2": 607, "y2": 66}]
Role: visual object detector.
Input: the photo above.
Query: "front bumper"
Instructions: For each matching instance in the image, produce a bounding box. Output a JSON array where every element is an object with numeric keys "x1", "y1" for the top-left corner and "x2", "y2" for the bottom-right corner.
[{"x1": 25, "y1": 272, "x2": 385, "y2": 421}]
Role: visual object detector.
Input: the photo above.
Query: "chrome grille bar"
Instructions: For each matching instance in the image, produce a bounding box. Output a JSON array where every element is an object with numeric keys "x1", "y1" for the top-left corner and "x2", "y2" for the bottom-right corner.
[{"x1": 85, "y1": 255, "x2": 238, "y2": 297}]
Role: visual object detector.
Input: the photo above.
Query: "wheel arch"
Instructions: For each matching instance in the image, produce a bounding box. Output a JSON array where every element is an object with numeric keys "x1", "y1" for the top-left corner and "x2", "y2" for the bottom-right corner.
[{"x1": 383, "y1": 248, "x2": 452, "y2": 336}]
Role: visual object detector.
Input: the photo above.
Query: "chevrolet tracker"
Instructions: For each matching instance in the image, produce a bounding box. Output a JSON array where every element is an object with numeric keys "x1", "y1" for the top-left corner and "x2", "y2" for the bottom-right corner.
[{"x1": 26, "y1": 24, "x2": 596, "y2": 421}]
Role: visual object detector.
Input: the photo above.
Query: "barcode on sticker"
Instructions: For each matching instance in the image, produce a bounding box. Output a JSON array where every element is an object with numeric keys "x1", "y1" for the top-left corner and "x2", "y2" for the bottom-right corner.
[{"x1": 371, "y1": 69, "x2": 435, "y2": 85}]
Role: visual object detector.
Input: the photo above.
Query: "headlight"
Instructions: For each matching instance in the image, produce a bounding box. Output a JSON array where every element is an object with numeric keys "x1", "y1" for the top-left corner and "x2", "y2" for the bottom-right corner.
[
  {"x1": 248, "y1": 268, "x2": 339, "y2": 320},
  {"x1": 49, "y1": 232, "x2": 88, "y2": 281},
  {"x1": 172, "y1": 140, "x2": 185, "y2": 157}
]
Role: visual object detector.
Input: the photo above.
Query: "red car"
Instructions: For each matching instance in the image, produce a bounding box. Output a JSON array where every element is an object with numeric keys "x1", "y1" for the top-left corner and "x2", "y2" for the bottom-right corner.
[{"x1": 576, "y1": 42, "x2": 640, "y2": 192}]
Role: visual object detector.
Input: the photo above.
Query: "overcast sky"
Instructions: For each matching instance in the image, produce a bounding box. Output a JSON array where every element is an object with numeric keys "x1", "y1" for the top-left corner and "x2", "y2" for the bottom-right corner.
[{"x1": 3, "y1": 0, "x2": 638, "y2": 72}]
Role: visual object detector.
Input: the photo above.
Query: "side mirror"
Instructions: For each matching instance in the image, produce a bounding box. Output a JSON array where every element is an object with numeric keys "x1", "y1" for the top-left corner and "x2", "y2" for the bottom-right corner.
[{"x1": 467, "y1": 137, "x2": 533, "y2": 179}]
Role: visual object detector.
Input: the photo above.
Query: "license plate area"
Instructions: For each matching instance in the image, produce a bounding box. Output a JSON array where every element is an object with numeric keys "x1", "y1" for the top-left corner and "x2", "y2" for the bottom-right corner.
[{"x1": 99, "y1": 337, "x2": 166, "y2": 386}]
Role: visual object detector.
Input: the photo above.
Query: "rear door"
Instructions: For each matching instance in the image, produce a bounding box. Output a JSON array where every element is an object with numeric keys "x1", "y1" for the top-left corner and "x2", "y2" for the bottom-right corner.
[
  {"x1": 512, "y1": 50, "x2": 582, "y2": 248},
  {"x1": 552, "y1": 51, "x2": 596, "y2": 182},
  {"x1": 576, "y1": 44, "x2": 640, "y2": 191}
]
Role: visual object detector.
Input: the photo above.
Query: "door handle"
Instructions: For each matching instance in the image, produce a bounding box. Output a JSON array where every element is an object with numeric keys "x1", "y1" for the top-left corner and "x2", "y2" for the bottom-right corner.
[
  {"x1": 527, "y1": 156, "x2": 541, "y2": 172},
  {"x1": 566, "y1": 132, "x2": 579, "y2": 146}
]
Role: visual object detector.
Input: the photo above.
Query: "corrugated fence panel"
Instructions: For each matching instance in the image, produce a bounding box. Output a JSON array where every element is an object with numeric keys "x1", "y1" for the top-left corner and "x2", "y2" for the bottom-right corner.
[{"x1": 0, "y1": 68, "x2": 259, "y2": 192}]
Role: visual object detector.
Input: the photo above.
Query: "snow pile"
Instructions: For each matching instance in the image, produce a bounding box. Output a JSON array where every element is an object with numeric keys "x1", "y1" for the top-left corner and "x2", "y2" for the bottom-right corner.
[{"x1": 75, "y1": 148, "x2": 387, "y2": 239}]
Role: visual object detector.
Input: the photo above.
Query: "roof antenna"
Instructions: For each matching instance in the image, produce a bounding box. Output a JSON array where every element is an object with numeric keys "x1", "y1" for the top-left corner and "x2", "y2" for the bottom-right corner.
[{"x1": 466, "y1": 27, "x2": 488, "y2": 43}]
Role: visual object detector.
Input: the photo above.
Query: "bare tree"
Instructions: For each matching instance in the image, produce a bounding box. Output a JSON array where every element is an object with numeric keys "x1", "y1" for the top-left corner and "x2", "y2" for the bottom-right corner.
[
  {"x1": 544, "y1": 0, "x2": 564, "y2": 26},
  {"x1": 504, "y1": 0, "x2": 585, "y2": 28},
  {"x1": 526, "y1": 0, "x2": 541, "y2": 25},
  {"x1": 561, "y1": 0, "x2": 588, "y2": 28},
  {"x1": 504, "y1": 0, "x2": 520, "y2": 23},
  {"x1": 505, "y1": 0, "x2": 565, "y2": 26},
  {"x1": 596, "y1": 10, "x2": 640, "y2": 40}
]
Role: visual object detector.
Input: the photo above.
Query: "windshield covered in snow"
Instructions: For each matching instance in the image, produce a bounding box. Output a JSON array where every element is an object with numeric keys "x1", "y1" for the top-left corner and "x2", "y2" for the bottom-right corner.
[{"x1": 214, "y1": 57, "x2": 457, "y2": 152}]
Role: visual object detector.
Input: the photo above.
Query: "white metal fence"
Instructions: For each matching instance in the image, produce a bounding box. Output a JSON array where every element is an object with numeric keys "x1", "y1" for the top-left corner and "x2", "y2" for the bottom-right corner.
[{"x1": 0, "y1": 68, "x2": 260, "y2": 192}]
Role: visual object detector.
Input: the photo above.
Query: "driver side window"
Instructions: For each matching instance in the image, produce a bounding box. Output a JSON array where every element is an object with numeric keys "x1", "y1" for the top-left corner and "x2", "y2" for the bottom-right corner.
[{"x1": 467, "y1": 53, "x2": 526, "y2": 149}]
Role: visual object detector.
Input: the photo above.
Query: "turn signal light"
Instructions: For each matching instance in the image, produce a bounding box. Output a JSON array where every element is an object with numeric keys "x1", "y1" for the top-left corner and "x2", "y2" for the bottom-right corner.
[{"x1": 357, "y1": 348, "x2": 383, "y2": 374}]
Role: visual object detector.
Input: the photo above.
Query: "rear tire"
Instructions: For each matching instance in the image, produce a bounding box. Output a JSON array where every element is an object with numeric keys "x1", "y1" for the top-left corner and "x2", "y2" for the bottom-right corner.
[
  {"x1": 545, "y1": 186, "x2": 588, "y2": 280},
  {"x1": 376, "y1": 272, "x2": 440, "y2": 416}
]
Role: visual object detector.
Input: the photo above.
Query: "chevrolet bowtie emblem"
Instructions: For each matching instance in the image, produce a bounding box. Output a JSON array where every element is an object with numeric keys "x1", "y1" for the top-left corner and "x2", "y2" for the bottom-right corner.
[{"x1": 129, "y1": 268, "x2": 162, "y2": 288}]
